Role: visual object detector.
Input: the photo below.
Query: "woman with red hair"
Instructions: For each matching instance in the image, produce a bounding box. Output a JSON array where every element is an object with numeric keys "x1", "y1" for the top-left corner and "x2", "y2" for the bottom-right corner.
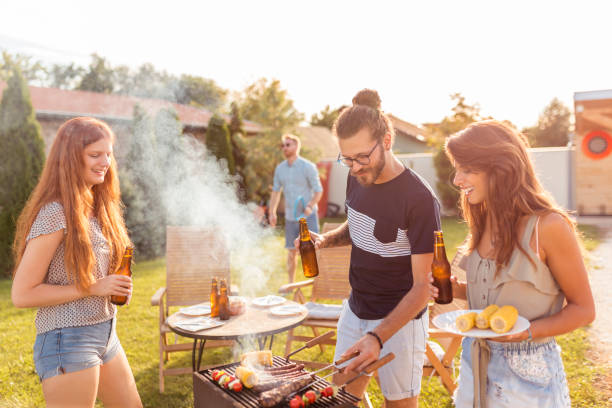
[
  {"x1": 440, "y1": 120, "x2": 595, "y2": 407},
  {"x1": 11, "y1": 117, "x2": 142, "y2": 407}
]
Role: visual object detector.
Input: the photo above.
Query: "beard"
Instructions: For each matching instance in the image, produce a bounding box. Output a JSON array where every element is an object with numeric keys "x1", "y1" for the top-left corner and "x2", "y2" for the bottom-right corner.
[{"x1": 352, "y1": 147, "x2": 385, "y2": 187}]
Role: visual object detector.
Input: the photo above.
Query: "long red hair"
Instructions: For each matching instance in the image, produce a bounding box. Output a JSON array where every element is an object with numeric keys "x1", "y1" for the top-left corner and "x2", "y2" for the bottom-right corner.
[
  {"x1": 13, "y1": 117, "x2": 131, "y2": 290},
  {"x1": 445, "y1": 120, "x2": 576, "y2": 271}
]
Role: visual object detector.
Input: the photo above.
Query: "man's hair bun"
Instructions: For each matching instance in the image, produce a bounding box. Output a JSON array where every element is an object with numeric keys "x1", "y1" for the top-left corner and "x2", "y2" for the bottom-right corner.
[{"x1": 352, "y1": 89, "x2": 381, "y2": 110}]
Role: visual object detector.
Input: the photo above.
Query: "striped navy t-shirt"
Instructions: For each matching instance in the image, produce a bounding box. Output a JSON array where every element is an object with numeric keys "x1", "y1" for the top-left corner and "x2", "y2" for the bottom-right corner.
[{"x1": 345, "y1": 167, "x2": 441, "y2": 320}]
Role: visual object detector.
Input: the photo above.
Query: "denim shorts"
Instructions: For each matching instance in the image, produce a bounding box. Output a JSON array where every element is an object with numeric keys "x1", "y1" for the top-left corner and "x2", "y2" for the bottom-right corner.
[
  {"x1": 33, "y1": 318, "x2": 122, "y2": 382},
  {"x1": 454, "y1": 337, "x2": 571, "y2": 407},
  {"x1": 284, "y1": 212, "x2": 319, "y2": 249},
  {"x1": 333, "y1": 301, "x2": 429, "y2": 400}
]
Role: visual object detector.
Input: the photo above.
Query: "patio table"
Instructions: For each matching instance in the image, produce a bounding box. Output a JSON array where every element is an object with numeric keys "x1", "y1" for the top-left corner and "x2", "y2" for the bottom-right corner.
[{"x1": 167, "y1": 297, "x2": 308, "y2": 371}]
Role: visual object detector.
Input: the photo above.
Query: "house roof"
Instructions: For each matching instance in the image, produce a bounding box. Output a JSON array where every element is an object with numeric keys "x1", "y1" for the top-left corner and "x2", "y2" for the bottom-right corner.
[
  {"x1": 295, "y1": 126, "x2": 338, "y2": 159},
  {"x1": 0, "y1": 82, "x2": 262, "y2": 134},
  {"x1": 387, "y1": 113, "x2": 427, "y2": 143}
]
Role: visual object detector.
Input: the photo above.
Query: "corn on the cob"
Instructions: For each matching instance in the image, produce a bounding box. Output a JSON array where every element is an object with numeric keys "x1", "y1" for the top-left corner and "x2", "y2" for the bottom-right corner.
[
  {"x1": 476, "y1": 304, "x2": 499, "y2": 329},
  {"x1": 235, "y1": 366, "x2": 258, "y2": 388},
  {"x1": 490, "y1": 305, "x2": 519, "y2": 334},
  {"x1": 240, "y1": 350, "x2": 273, "y2": 367},
  {"x1": 455, "y1": 312, "x2": 477, "y2": 332}
]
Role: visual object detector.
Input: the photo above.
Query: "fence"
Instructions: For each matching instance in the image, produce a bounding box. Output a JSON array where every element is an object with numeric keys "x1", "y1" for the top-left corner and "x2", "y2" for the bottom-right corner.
[{"x1": 323, "y1": 147, "x2": 574, "y2": 215}]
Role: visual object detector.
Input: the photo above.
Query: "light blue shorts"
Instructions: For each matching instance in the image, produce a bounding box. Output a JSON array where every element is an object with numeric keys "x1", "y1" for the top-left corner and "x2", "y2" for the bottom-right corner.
[
  {"x1": 33, "y1": 318, "x2": 122, "y2": 382},
  {"x1": 454, "y1": 337, "x2": 571, "y2": 407},
  {"x1": 284, "y1": 212, "x2": 319, "y2": 249},
  {"x1": 333, "y1": 301, "x2": 429, "y2": 400}
]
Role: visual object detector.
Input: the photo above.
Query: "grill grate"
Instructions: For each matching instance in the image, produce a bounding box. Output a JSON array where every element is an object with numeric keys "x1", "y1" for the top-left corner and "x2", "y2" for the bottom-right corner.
[{"x1": 194, "y1": 355, "x2": 361, "y2": 407}]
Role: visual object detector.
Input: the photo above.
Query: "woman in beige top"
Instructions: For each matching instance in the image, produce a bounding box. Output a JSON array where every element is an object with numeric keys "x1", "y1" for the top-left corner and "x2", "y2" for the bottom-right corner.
[
  {"x1": 439, "y1": 120, "x2": 595, "y2": 408},
  {"x1": 11, "y1": 117, "x2": 142, "y2": 407}
]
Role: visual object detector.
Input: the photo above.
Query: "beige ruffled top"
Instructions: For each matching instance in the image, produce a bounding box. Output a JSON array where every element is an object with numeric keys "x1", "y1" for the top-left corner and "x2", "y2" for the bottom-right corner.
[{"x1": 463, "y1": 215, "x2": 565, "y2": 322}]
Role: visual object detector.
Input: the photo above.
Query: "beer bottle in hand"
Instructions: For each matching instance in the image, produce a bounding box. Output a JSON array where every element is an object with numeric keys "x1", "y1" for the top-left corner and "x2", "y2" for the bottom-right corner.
[
  {"x1": 298, "y1": 218, "x2": 319, "y2": 278},
  {"x1": 210, "y1": 277, "x2": 219, "y2": 318},
  {"x1": 432, "y1": 230, "x2": 453, "y2": 304},
  {"x1": 110, "y1": 246, "x2": 133, "y2": 306},
  {"x1": 218, "y1": 278, "x2": 230, "y2": 320}
]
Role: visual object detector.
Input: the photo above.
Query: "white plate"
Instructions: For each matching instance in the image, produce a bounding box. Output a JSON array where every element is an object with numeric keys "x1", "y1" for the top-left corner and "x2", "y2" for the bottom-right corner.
[
  {"x1": 252, "y1": 295, "x2": 286, "y2": 307},
  {"x1": 269, "y1": 304, "x2": 306, "y2": 316},
  {"x1": 179, "y1": 303, "x2": 211, "y2": 316},
  {"x1": 432, "y1": 309, "x2": 530, "y2": 338},
  {"x1": 174, "y1": 317, "x2": 225, "y2": 332}
]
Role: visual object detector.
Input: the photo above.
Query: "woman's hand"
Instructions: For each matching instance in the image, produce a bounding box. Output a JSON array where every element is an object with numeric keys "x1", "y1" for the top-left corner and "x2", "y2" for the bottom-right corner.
[
  {"x1": 489, "y1": 329, "x2": 529, "y2": 343},
  {"x1": 88, "y1": 275, "x2": 132, "y2": 298}
]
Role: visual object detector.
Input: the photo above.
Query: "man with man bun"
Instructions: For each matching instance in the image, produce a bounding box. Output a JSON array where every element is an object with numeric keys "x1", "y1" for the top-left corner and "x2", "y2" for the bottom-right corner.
[{"x1": 298, "y1": 89, "x2": 440, "y2": 407}]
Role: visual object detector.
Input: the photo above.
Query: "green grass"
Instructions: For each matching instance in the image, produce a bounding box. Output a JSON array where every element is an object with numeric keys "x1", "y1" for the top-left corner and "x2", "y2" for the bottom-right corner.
[{"x1": 0, "y1": 218, "x2": 608, "y2": 407}]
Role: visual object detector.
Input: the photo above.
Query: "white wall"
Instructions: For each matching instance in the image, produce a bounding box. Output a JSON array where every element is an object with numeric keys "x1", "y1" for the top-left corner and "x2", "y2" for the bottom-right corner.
[{"x1": 323, "y1": 147, "x2": 574, "y2": 215}]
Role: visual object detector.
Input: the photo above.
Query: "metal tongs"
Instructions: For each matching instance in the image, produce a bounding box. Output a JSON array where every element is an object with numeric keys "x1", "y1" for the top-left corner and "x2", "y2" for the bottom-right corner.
[
  {"x1": 284, "y1": 331, "x2": 336, "y2": 362},
  {"x1": 289, "y1": 352, "x2": 396, "y2": 399}
]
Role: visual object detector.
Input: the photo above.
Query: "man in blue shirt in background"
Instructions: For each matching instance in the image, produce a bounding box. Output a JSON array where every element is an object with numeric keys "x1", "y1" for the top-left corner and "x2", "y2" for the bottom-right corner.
[{"x1": 269, "y1": 134, "x2": 323, "y2": 282}]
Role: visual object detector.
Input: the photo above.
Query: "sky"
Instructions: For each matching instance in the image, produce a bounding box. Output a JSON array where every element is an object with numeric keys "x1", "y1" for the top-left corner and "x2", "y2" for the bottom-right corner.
[{"x1": 1, "y1": 0, "x2": 611, "y2": 129}]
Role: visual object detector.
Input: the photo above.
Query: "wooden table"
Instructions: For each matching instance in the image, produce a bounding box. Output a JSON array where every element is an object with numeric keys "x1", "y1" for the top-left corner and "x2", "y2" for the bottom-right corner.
[{"x1": 167, "y1": 298, "x2": 308, "y2": 371}]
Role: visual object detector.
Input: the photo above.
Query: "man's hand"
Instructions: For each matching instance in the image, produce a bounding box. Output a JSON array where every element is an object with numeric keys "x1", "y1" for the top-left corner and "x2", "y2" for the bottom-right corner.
[
  {"x1": 303, "y1": 205, "x2": 313, "y2": 217},
  {"x1": 293, "y1": 230, "x2": 326, "y2": 250},
  {"x1": 340, "y1": 334, "x2": 381, "y2": 374},
  {"x1": 269, "y1": 212, "x2": 278, "y2": 227}
]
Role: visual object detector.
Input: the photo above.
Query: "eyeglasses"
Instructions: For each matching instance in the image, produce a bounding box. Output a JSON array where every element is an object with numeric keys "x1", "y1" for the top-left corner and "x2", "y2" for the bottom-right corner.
[{"x1": 337, "y1": 141, "x2": 380, "y2": 167}]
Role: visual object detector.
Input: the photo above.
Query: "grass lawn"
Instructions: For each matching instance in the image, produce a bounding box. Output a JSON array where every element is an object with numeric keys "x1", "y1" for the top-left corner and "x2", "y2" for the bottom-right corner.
[{"x1": 0, "y1": 217, "x2": 608, "y2": 407}]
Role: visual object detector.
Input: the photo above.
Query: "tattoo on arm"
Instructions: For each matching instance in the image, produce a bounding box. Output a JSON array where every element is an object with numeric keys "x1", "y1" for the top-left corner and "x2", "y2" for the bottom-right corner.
[{"x1": 323, "y1": 222, "x2": 351, "y2": 248}]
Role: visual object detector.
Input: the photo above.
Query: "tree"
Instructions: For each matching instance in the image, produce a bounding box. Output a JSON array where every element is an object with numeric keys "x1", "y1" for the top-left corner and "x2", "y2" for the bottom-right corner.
[
  {"x1": 120, "y1": 105, "x2": 169, "y2": 259},
  {"x1": 522, "y1": 98, "x2": 571, "y2": 147},
  {"x1": 0, "y1": 67, "x2": 45, "y2": 276},
  {"x1": 424, "y1": 93, "x2": 485, "y2": 213},
  {"x1": 229, "y1": 102, "x2": 248, "y2": 201},
  {"x1": 205, "y1": 115, "x2": 235, "y2": 175},
  {"x1": 77, "y1": 54, "x2": 114, "y2": 93},
  {"x1": 176, "y1": 74, "x2": 227, "y2": 112},
  {"x1": 310, "y1": 105, "x2": 345, "y2": 129},
  {"x1": 237, "y1": 78, "x2": 304, "y2": 133},
  {"x1": 0, "y1": 50, "x2": 46, "y2": 84},
  {"x1": 47, "y1": 62, "x2": 85, "y2": 89}
]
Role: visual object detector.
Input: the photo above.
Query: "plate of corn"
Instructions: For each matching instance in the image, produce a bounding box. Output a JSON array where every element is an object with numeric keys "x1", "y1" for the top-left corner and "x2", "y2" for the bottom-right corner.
[{"x1": 432, "y1": 305, "x2": 529, "y2": 338}]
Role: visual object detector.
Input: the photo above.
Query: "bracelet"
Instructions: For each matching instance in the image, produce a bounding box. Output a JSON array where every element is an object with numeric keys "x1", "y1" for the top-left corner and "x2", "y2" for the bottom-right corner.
[
  {"x1": 526, "y1": 327, "x2": 533, "y2": 341},
  {"x1": 366, "y1": 331, "x2": 384, "y2": 349}
]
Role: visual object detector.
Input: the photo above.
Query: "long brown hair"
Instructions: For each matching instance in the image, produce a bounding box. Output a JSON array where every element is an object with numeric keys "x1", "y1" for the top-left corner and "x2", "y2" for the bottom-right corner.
[
  {"x1": 334, "y1": 89, "x2": 395, "y2": 142},
  {"x1": 445, "y1": 120, "x2": 576, "y2": 270},
  {"x1": 13, "y1": 117, "x2": 131, "y2": 290}
]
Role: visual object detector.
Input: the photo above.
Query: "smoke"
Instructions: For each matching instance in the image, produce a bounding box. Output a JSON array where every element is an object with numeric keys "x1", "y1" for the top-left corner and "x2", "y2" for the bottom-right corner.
[{"x1": 123, "y1": 106, "x2": 275, "y2": 298}]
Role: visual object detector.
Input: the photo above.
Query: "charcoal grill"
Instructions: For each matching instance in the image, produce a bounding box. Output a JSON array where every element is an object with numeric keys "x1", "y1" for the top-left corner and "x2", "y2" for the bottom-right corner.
[{"x1": 194, "y1": 356, "x2": 361, "y2": 408}]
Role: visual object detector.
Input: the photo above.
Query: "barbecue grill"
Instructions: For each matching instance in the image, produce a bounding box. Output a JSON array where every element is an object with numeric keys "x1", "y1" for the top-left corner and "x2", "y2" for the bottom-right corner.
[{"x1": 194, "y1": 356, "x2": 361, "y2": 408}]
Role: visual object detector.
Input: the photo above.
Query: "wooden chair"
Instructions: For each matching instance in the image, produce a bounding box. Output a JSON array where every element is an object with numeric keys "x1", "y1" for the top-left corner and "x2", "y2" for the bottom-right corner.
[
  {"x1": 279, "y1": 222, "x2": 351, "y2": 369},
  {"x1": 422, "y1": 246, "x2": 469, "y2": 394},
  {"x1": 151, "y1": 226, "x2": 234, "y2": 392}
]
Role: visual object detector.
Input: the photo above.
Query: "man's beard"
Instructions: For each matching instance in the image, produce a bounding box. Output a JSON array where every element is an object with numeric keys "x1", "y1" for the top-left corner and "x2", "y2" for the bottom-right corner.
[{"x1": 352, "y1": 148, "x2": 385, "y2": 187}]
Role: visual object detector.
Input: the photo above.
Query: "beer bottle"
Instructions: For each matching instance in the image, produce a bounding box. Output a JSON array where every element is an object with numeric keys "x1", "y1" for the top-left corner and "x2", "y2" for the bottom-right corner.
[
  {"x1": 432, "y1": 231, "x2": 453, "y2": 304},
  {"x1": 298, "y1": 218, "x2": 319, "y2": 278},
  {"x1": 218, "y1": 278, "x2": 230, "y2": 320},
  {"x1": 210, "y1": 277, "x2": 219, "y2": 318},
  {"x1": 110, "y1": 246, "x2": 133, "y2": 306}
]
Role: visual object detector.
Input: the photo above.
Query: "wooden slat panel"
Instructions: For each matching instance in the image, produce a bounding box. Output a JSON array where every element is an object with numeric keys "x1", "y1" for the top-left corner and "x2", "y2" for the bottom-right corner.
[{"x1": 166, "y1": 226, "x2": 231, "y2": 307}]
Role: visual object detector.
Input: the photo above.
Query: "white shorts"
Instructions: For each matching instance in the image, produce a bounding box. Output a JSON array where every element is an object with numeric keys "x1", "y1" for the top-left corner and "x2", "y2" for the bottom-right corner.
[{"x1": 333, "y1": 301, "x2": 428, "y2": 401}]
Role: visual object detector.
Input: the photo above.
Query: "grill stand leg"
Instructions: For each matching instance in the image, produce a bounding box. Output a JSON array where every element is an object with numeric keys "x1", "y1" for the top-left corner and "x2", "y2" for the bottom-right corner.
[{"x1": 192, "y1": 339, "x2": 207, "y2": 372}]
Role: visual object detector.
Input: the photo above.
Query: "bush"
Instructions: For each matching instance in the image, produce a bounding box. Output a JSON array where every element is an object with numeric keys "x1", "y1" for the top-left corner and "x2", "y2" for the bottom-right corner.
[
  {"x1": 205, "y1": 115, "x2": 235, "y2": 175},
  {"x1": 433, "y1": 143, "x2": 459, "y2": 215},
  {"x1": 0, "y1": 67, "x2": 45, "y2": 277}
]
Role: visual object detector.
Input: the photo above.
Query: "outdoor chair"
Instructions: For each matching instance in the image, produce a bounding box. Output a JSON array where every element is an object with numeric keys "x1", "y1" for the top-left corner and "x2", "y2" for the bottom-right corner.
[
  {"x1": 278, "y1": 222, "x2": 351, "y2": 369},
  {"x1": 151, "y1": 226, "x2": 235, "y2": 392},
  {"x1": 422, "y1": 245, "x2": 469, "y2": 394}
]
